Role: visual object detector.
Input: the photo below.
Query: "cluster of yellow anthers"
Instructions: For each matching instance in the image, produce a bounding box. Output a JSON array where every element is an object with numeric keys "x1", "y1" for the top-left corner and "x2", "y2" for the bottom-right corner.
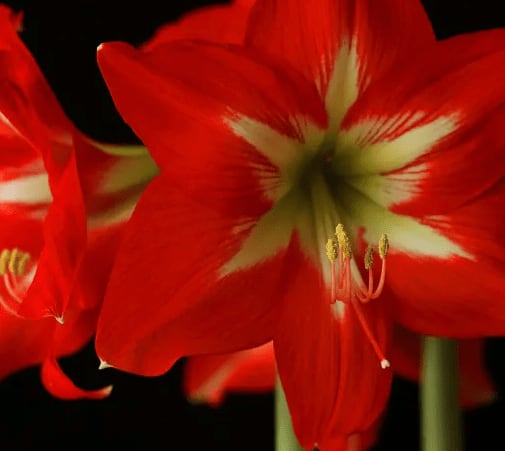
[
  {"x1": 0, "y1": 248, "x2": 32, "y2": 317},
  {"x1": 326, "y1": 224, "x2": 390, "y2": 369},
  {"x1": 0, "y1": 248, "x2": 31, "y2": 277}
]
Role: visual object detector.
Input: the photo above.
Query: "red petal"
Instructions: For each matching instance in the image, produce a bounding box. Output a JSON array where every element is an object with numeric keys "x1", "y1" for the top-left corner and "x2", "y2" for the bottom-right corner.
[
  {"x1": 319, "y1": 419, "x2": 381, "y2": 451},
  {"x1": 0, "y1": 305, "x2": 96, "y2": 380},
  {"x1": 392, "y1": 326, "x2": 496, "y2": 408},
  {"x1": 97, "y1": 40, "x2": 326, "y2": 205},
  {"x1": 386, "y1": 179, "x2": 505, "y2": 336},
  {"x1": 96, "y1": 180, "x2": 289, "y2": 375},
  {"x1": 73, "y1": 134, "x2": 157, "y2": 221},
  {"x1": 70, "y1": 225, "x2": 124, "y2": 311},
  {"x1": 0, "y1": 5, "x2": 23, "y2": 32},
  {"x1": 0, "y1": 9, "x2": 87, "y2": 319},
  {"x1": 246, "y1": 0, "x2": 433, "y2": 113},
  {"x1": 340, "y1": 30, "x2": 505, "y2": 216},
  {"x1": 20, "y1": 151, "x2": 86, "y2": 319},
  {"x1": 41, "y1": 357, "x2": 112, "y2": 400},
  {"x1": 273, "y1": 237, "x2": 391, "y2": 449},
  {"x1": 143, "y1": 0, "x2": 254, "y2": 49},
  {"x1": 184, "y1": 342, "x2": 275, "y2": 405},
  {"x1": 0, "y1": 311, "x2": 56, "y2": 378},
  {"x1": 0, "y1": 9, "x2": 74, "y2": 169}
]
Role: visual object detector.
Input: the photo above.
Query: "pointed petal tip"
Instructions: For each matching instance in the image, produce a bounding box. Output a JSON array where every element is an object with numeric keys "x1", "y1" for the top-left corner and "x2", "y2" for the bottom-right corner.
[
  {"x1": 41, "y1": 358, "x2": 114, "y2": 400},
  {"x1": 99, "y1": 384, "x2": 114, "y2": 397},
  {"x1": 98, "y1": 359, "x2": 114, "y2": 370}
]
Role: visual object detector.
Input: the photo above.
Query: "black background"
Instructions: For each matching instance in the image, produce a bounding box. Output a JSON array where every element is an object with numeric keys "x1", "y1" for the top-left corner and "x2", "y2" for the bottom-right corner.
[{"x1": 0, "y1": 1, "x2": 504, "y2": 450}]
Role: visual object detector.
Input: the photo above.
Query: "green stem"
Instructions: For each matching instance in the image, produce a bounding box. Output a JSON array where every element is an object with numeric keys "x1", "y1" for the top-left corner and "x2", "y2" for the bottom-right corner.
[
  {"x1": 420, "y1": 337, "x2": 463, "y2": 451},
  {"x1": 275, "y1": 377, "x2": 305, "y2": 451}
]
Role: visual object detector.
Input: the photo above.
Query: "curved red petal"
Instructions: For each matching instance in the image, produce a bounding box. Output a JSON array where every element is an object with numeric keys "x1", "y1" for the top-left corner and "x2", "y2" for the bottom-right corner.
[
  {"x1": 20, "y1": 151, "x2": 86, "y2": 319},
  {"x1": 0, "y1": 10, "x2": 74, "y2": 201},
  {"x1": 41, "y1": 357, "x2": 112, "y2": 401},
  {"x1": 273, "y1": 238, "x2": 391, "y2": 449},
  {"x1": 96, "y1": 180, "x2": 288, "y2": 375},
  {"x1": 0, "y1": 304, "x2": 96, "y2": 380},
  {"x1": 143, "y1": 0, "x2": 254, "y2": 49},
  {"x1": 386, "y1": 179, "x2": 505, "y2": 336},
  {"x1": 0, "y1": 312, "x2": 56, "y2": 379},
  {"x1": 0, "y1": 7, "x2": 87, "y2": 320},
  {"x1": 97, "y1": 41, "x2": 327, "y2": 194}
]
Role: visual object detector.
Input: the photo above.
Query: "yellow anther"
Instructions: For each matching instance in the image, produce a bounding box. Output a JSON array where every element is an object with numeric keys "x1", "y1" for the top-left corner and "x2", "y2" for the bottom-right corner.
[
  {"x1": 335, "y1": 223, "x2": 344, "y2": 239},
  {"x1": 364, "y1": 245, "x2": 375, "y2": 270},
  {"x1": 8, "y1": 248, "x2": 19, "y2": 275},
  {"x1": 0, "y1": 248, "x2": 31, "y2": 276},
  {"x1": 326, "y1": 238, "x2": 337, "y2": 262},
  {"x1": 335, "y1": 224, "x2": 352, "y2": 254},
  {"x1": 341, "y1": 234, "x2": 352, "y2": 259},
  {"x1": 17, "y1": 252, "x2": 30, "y2": 276},
  {"x1": 378, "y1": 234, "x2": 389, "y2": 259},
  {"x1": 0, "y1": 250, "x2": 10, "y2": 275},
  {"x1": 334, "y1": 224, "x2": 352, "y2": 259}
]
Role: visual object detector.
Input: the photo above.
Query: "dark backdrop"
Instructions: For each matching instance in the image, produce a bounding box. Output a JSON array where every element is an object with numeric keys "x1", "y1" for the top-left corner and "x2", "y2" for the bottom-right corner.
[{"x1": 0, "y1": 1, "x2": 504, "y2": 450}]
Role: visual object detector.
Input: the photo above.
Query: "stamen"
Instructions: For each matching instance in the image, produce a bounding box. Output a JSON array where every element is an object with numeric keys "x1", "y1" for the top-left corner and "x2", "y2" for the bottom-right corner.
[
  {"x1": 328, "y1": 224, "x2": 390, "y2": 369},
  {"x1": 7, "y1": 248, "x2": 20, "y2": 275},
  {"x1": 379, "y1": 233, "x2": 389, "y2": 259},
  {"x1": 0, "y1": 248, "x2": 32, "y2": 276},
  {"x1": 326, "y1": 239, "x2": 337, "y2": 300},
  {"x1": 371, "y1": 234, "x2": 388, "y2": 300},
  {"x1": 325, "y1": 238, "x2": 337, "y2": 262},
  {"x1": 0, "y1": 249, "x2": 10, "y2": 275},
  {"x1": 363, "y1": 245, "x2": 374, "y2": 270},
  {"x1": 0, "y1": 248, "x2": 33, "y2": 317}
]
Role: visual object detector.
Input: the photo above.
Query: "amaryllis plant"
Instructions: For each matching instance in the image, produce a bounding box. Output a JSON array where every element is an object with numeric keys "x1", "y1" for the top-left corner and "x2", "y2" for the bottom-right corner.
[
  {"x1": 0, "y1": 4, "x2": 156, "y2": 399},
  {"x1": 140, "y1": 5, "x2": 497, "y2": 447},
  {"x1": 0, "y1": 1, "x2": 504, "y2": 451},
  {"x1": 94, "y1": 0, "x2": 505, "y2": 449}
]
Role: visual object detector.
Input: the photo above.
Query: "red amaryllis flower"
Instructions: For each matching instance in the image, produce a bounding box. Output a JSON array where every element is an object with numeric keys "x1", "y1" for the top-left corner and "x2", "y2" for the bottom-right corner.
[
  {"x1": 0, "y1": 5, "x2": 156, "y2": 399},
  {"x1": 0, "y1": 5, "x2": 86, "y2": 321},
  {"x1": 96, "y1": 0, "x2": 505, "y2": 448}
]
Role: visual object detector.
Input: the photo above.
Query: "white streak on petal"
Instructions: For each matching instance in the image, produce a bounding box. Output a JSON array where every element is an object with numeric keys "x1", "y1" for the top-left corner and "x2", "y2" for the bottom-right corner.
[
  {"x1": 225, "y1": 114, "x2": 324, "y2": 200},
  {"x1": 0, "y1": 173, "x2": 52, "y2": 204},
  {"x1": 87, "y1": 195, "x2": 138, "y2": 230},
  {"x1": 0, "y1": 111, "x2": 17, "y2": 132},
  {"x1": 344, "y1": 164, "x2": 428, "y2": 207},
  {"x1": 323, "y1": 40, "x2": 359, "y2": 136},
  {"x1": 189, "y1": 358, "x2": 239, "y2": 403},
  {"x1": 219, "y1": 194, "x2": 300, "y2": 276},
  {"x1": 336, "y1": 115, "x2": 457, "y2": 175},
  {"x1": 339, "y1": 183, "x2": 472, "y2": 260},
  {"x1": 99, "y1": 155, "x2": 158, "y2": 195},
  {"x1": 27, "y1": 206, "x2": 50, "y2": 220}
]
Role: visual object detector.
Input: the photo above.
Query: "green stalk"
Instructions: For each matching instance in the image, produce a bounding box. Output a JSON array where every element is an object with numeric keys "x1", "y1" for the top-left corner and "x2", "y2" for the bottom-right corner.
[
  {"x1": 420, "y1": 337, "x2": 463, "y2": 451},
  {"x1": 275, "y1": 377, "x2": 305, "y2": 451}
]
